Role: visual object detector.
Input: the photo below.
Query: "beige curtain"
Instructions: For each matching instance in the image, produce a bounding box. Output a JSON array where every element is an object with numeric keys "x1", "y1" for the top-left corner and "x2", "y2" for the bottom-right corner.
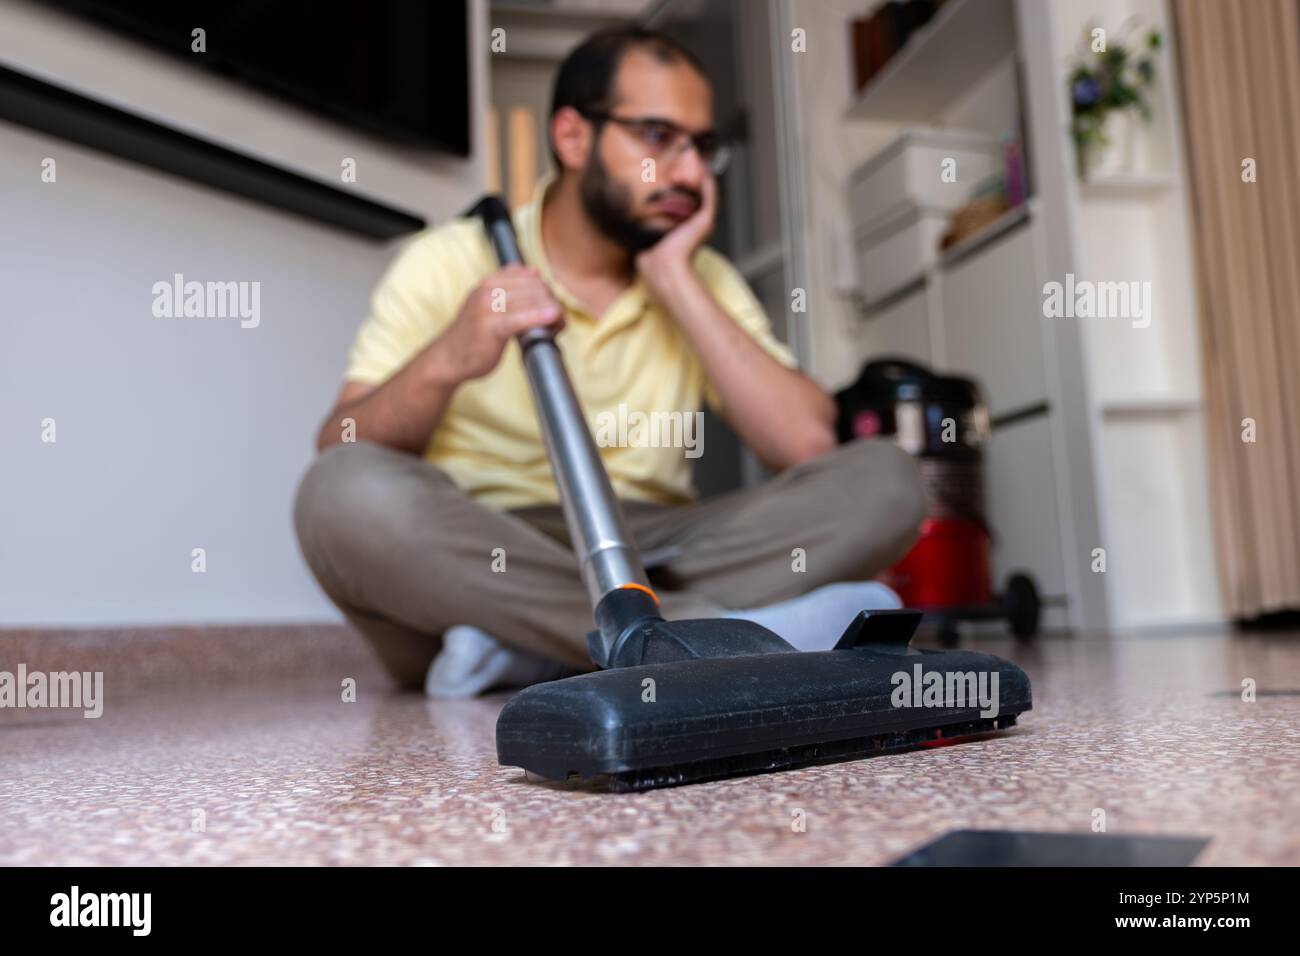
[{"x1": 1173, "y1": 0, "x2": 1300, "y2": 618}]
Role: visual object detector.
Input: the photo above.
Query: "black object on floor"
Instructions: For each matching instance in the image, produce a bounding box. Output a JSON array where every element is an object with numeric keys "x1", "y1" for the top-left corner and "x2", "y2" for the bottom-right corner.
[
  {"x1": 497, "y1": 608, "x2": 1031, "y2": 791},
  {"x1": 892, "y1": 830, "x2": 1210, "y2": 867}
]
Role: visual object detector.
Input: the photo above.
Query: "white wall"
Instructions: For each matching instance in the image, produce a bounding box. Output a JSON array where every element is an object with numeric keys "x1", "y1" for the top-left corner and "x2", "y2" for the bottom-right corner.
[{"x1": 0, "y1": 0, "x2": 488, "y2": 625}]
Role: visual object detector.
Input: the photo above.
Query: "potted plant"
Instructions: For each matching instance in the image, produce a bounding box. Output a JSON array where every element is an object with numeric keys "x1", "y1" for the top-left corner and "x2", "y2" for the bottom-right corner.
[{"x1": 1068, "y1": 21, "x2": 1162, "y2": 179}]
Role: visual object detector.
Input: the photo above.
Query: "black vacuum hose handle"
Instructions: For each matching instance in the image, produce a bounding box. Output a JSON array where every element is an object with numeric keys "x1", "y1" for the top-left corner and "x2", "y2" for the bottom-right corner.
[
  {"x1": 468, "y1": 194, "x2": 523, "y2": 264},
  {"x1": 466, "y1": 195, "x2": 555, "y2": 349}
]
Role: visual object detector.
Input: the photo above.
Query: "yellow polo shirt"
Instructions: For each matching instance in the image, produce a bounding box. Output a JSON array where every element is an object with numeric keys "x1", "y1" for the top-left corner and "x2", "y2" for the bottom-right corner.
[{"x1": 345, "y1": 173, "x2": 797, "y2": 510}]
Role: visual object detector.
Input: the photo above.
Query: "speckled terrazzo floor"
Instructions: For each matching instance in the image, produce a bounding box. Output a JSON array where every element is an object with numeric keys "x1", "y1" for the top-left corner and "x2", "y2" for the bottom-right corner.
[{"x1": 2, "y1": 628, "x2": 1298, "y2": 865}]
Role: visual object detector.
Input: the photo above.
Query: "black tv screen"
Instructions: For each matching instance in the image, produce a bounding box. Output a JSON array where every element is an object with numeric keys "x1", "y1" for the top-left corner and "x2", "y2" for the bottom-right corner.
[{"x1": 46, "y1": 0, "x2": 470, "y2": 155}]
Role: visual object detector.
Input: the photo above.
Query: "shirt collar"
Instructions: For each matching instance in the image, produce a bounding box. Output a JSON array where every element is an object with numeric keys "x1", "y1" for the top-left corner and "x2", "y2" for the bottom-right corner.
[
  {"x1": 517, "y1": 169, "x2": 583, "y2": 315},
  {"x1": 515, "y1": 170, "x2": 650, "y2": 329}
]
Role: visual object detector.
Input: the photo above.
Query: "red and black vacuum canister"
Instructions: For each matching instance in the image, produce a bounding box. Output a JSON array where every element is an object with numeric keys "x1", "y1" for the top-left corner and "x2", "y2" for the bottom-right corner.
[{"x1": 834, "y1": 357, "x2": 1040, "y2": 644}]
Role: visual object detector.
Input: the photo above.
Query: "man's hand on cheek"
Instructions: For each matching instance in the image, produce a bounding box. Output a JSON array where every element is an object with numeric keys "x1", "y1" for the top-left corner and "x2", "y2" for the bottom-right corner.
[{"x1": 635, "y1": 174, "x2": 716, "y2": 294}]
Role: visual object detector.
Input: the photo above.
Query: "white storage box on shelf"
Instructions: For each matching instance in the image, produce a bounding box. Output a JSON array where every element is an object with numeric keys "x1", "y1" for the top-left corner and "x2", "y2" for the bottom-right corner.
[
  {"x1": 849, "y1": 127, "x2": 1003, "y2": 228},
  {"x1": 855, "y1": 200, "x2": 951, "y2": 304},
  {"x1": 850, "y1": 127, "x2": 1004, "y2": 306}
]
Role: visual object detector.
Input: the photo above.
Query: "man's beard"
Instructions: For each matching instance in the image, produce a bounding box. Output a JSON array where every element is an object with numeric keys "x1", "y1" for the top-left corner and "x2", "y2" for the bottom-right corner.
[{"x1": 579, "y1": 152, "x2": 683, "y2": 253}]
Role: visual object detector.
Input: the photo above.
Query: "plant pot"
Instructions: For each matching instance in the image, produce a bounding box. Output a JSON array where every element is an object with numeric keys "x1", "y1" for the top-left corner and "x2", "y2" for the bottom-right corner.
[{"x1": 1083, "y1": 110, "x2": 1143, "y2": 179}]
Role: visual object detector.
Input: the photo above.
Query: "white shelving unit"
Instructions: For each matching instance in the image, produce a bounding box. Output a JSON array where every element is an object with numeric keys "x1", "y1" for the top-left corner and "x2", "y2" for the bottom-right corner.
[
  {"x1": 1063, "y1": 0, "x2": 1221, "y2": 629},
  {"x1": 834, "y1": 0, "x2": 1220, "y2": 632}
]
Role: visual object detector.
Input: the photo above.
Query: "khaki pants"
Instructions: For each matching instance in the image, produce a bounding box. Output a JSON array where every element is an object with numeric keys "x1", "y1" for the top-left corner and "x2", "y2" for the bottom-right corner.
[{"x1": 293, "y1": 440, "x2": 924, "y2": 688}]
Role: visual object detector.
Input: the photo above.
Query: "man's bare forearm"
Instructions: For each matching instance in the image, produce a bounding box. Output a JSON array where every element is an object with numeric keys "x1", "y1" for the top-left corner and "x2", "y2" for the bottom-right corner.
[
  {"x1": 649, "y1": 263, "x2": 836, "y2": 470},
  {"x1": 317, "y1": 264, "x2": 566, "y2": 456},
  {"x1": 315, "y1": 344, "x2": 460, "y2": 454}
]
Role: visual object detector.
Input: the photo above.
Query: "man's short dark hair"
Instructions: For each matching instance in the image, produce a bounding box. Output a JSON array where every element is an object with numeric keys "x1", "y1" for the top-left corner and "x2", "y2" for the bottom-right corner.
[{"x1": 548, "y1": 26, "x2": 708, "y2": 167}]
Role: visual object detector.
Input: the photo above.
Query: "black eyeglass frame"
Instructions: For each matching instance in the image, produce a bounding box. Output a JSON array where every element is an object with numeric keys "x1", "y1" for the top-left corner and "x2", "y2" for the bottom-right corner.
[{"x1": 578, "y1": 110, "x2": 733, "y2": 175}]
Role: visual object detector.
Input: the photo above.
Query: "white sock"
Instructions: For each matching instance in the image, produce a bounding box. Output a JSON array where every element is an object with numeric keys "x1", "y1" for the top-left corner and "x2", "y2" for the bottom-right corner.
[
  {"x1": 426, "y1": 582, "x2": 901, "y2": 696},
  {"x1": 424, "y1": 625, "x2": 577, "y2": 699},
  {"x1": 724, "y1": 581, "x2": 903, "y2": 652}
]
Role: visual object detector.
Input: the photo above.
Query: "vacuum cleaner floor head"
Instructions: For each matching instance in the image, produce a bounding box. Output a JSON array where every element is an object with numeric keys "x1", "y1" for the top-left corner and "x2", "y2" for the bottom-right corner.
[{"x1": 497, "y1": 640, "x2": 1031, "y2": 792}]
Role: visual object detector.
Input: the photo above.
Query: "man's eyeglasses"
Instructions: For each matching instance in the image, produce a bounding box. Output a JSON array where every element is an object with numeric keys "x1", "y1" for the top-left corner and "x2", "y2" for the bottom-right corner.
[{"x1": 580, "y1": 111, "x2": 733, "y2": 176}]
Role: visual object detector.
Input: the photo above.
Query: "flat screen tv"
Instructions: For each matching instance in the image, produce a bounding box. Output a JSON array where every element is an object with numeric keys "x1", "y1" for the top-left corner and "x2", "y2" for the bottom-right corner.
[{"x1": 45, "y1": 0, "x2": 470, "y2": 156}]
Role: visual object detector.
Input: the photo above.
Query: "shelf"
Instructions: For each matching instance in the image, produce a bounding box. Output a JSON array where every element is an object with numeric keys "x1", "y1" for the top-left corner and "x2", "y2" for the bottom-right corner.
[
  {"x1": 857, "y1": 201, "x2": 1033, "y2": 314},
  {"x1": 733, "y1": 242, "x2": 784, "y2": 282},
  {"x1": 1100, "y1": 395, "x2": 1201, "y2": 416},
  {"x1": 845, "y1": 0, "x2": 1017, "y2": 122},
  {"x1": 938, "y1": 200, "x2": 1033, "y2": 269},
  {"x1": 1080, "y1": 172, "x2": 1173, "y2": 200},
  {"x1": 858, "y1": 273, "x2": 928, "y2": 315}
]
